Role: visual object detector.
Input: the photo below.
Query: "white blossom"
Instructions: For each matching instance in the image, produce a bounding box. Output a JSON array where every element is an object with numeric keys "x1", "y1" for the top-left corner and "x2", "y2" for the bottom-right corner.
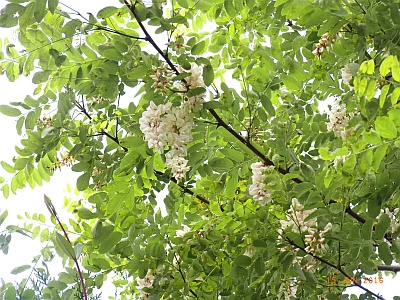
[
  {"x1": 136, "y1": 269, "x2": 155, "y2": 290},
  {"x1": 166, "y1": 156, "x2": 190, "y2": 181},
  {"x1": 175, "y1": 225, "x2": 191, "y2": 238},
  {"x1": 249, "y1": 162, "x2": 272, "y2": 206},
  {"x1": 326, "y1": 100, "x2": 350, "y2": 139},
  {"x1": 280, "y1": 199, "x2": 331, "y2": 253},
  {"x1": 182, "y1": 63, "x2": 205, "y2": 89},
  {"x1": 176, "y1": 63, "x2": 206, "y2": 112},
  {"x1": 304, "y1": 223, "x2": 331, "y2": 253},
  {"x1": 139, "y1": 101, "x2": 194, "y2": 181},
  {"x1": 280, "y1": 198, "x2": 316, "y2": 233},
  {"x1": 279, "y1": 279, "x2": 297, "y2": 298},
  {"x1": 341, "y1": 64, "x2": 353, "y2": 86}
]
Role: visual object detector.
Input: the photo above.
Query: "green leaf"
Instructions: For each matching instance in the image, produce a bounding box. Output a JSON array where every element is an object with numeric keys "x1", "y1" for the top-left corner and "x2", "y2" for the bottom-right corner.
[
  {"x1": 391, "y1": 87, "x2": 400, "y2": 106},
  {"x1": 0, "y1": 104, "x2": 21, "y2": 117},
  {"x1": 97, "y1": 6, "x2": 118, "y2": 19},
  {"x1": 367, "y1": 59, "x2": 375, "y2": 75},
  {"x1": 379, "y1": 85, "x2": 390, "y2": 107},
  {"x1": 21, "y1": 289, "x2": 35, "y2": 300},
  {"x1": 191, "y1": 40, "x2": 206, "y2": 55},
  {"x1": 210, "y1": 201, "x2": 223, "y2": 216},
  {"x1": 203, "y1": 64, "x2": 214, "y2": 86},
  {"x1": 220, "y1": 148, "x2": 244, "y2": 162},
  {"x1": 260, "y1": 95, "x2": 275, "y2": 116},
  {"x1": 230, "y1": 266, "x2": 247, "y2": 278},
  {"x1": 371, "y1": 144, "x2": 388, "y2": 172},
  {"x1": 378, "y1": 242, "x2": 392, "y2": 265},
  {"x1": 103, "y1": 48, "x2": 123, "y2": 61},
  {"x1": 11, "y1": 264, "x2": 31, "y2": 275},
  {"x1": 292, "y1": 182, "x2": 313, "y2": 197},
  {"x1": 374, "y1": 213, "x2": 391, "y2": 240},
  {"x1": 379, "y1": 55, "x2": 393, "y2": 77},
  {"x1": 77, "y1": 207, "x2": 97, "y2": 219},
  {"x1": 374, "y1": 116, "x2": 397, "y2": 139},
  {"x1": 34, "y1": 0, "x2": 47, "y2": 22},
  {"x1": 282, "y1": 75, "x2": 301, "y2": 91},
  {"x1": 208, "y1": 157, "x2": 234, "y2": 172},
  {"x1": 74, "y1": 243, "x2": 84, "y2": 259},
  {"x1": 294, "y1": 263, "x2": 306, "y2": 280},
  {"x1": 55, "y1": 232, "x2": 75, "y2": 260},
  {"x1": 76, "y1": 172, "x2": 90, "y2": 191},
  {"x1": 392, "y1": 56, "x2": 400, "y2": 82},
  {"x1": 48, "y1": 0, "x2": 59, "y2": 14},
  {"x1": 5, "y1": 286, "x2": 16, "y2": 300},
  {"x1": 365, "y1": 80, "x2": 376, "y2": 100},
  {"x1": 233, "y1": 255, "x2": 252, "y2": 267},
  {"x1": 98, "y1": 231, "x2": 122, "y2": 253},
  {"x1": 224, "y1": 0, "x2": 236, "y2": 18},
  {"x1": 0, "y1": 210, "x2": 8, "y2": 227},
  {"x1": 361, "y1": 219, "x2": 374, "y2": 240}
]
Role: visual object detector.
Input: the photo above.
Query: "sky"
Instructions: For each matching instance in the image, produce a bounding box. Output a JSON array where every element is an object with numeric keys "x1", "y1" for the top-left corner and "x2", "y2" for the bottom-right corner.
[{"x1": 0, "y1": 0, "x2": 399, "y2": 299}]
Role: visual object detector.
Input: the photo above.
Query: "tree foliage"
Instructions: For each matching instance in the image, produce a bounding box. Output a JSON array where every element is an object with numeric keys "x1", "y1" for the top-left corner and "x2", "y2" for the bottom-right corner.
[{"x1": 1, "y1": 0, "x2": 400, "y2": 299}]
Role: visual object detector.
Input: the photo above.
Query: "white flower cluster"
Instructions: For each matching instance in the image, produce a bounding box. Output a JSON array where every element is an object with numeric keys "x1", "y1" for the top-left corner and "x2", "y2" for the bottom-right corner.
[
  {"x1": 136, "y1": 269, "x2": 155, "y2": 299},
  {"x1": 327, "y1": 100, "x2": 352, "y2": 139},
  {"x1": 279, "y1": 279, "x2": 297, "y2": 299},
  {"x1": 280, "y1": 198, "x2": 331, "y2": 253},
  {"x1": 304, "y1": 223, "x2": 332, "y2": 253},
  {"x1": 341, "y1": 64, "x2": 353, "y2": 86},
  {"x1": 150, "y1": 65, "x2": 173, "y2": 94},
  {"x1": 249, "y1": 162, "x2": 272, "y2": 206},
  {"x1": 312, "y1": 32, "x2": 340, "y2": 58},
  {"x1": 280, "y1": 198, "x2": 316, "y2": 233},
  {"x1": 176, "y1": 63, "x2": 206, "y2": 112},
  {"x1": 139, "y1": 101, "x2": 192, "y2": 181},
  {"x1": 175, "y1": 225, "x2": 190, "y2": 238}
]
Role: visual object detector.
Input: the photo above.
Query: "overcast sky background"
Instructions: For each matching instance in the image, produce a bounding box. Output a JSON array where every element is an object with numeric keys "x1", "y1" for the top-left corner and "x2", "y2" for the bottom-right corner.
[{"x1": 0, "y1": 0, "x2": 398, "y2": 298}]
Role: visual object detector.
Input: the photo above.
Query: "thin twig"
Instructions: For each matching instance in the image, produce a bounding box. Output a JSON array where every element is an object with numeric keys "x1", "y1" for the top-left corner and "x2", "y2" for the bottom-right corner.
[
  {"x1": 74, "y1": 99, "x2": 128, "y2": 152},
  {"x1": 44, "y1": 195, "x2": 88, "y2": 300}
]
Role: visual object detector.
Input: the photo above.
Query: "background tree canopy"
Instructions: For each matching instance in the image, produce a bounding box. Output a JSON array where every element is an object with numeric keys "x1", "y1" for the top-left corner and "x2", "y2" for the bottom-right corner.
[{"x1": 1, "y1": 0, "x2": 400, "y2": 299}]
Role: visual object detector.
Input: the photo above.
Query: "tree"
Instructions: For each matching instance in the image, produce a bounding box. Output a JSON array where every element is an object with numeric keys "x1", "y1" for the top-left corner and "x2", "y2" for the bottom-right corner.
[{"x1": 0, "y1": 0, "x2": 400, "y2": 299}]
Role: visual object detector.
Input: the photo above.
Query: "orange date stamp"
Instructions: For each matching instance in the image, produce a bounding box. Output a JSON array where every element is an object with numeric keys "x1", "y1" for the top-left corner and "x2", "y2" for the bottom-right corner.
[{"x1": 327, "y1": 275, "x2": 383, "y2": 285}]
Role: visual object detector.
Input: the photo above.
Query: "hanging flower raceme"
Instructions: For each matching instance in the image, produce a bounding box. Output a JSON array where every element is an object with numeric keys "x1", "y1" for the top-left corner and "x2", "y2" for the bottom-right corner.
[
  {"x1": 136, "y1": 269, "x2": 155, "y2": 299},
  {"x1": 176, "y1": 63, "x2": 206, "y2": 112},
  {"x1": 341, "y1": 64, "x2": 353, "y2": 86},
  {"x1": 280, "y1": 198, "x2": 331, "y2": 253},
  {"x1": 139, "y1": 101, "x2": 194, "y2": 181},
  {"x1": 312, "y1": 31, "x2": 342, "y2": 59},
  {"x1": 150, "y1": 65, "x2": 174, "y2": 94},
  {"x1": 280, "y1": 198, "x2": 316, "y2": 233},
  {"x1": 326, "y1": 100, "x2": 352, "y2": 140},
  {"x1": 249, "y1": 162, "x2": 272, "y2": 206}
]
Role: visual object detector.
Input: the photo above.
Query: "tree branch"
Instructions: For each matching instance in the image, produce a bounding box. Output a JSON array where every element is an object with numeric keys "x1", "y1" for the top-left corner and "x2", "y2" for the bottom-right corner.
[
  {"x1": 74, "y1": 99, "x2": 128, "y2": 152},
  {"x1": 377, "y1": 264, "x2": 400, "y2": 273},
  {"x1": 154, "y1": 170, "x2": 210, "y2": 206},
  {"x1": 285, "y1": 237, "x2": 385, "y2": 300}
]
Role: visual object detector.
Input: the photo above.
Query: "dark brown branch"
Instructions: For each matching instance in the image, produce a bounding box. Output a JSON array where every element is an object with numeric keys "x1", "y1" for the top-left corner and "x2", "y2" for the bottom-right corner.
[
  {"x1": 377, "y1": 264, "x2": 400, "y2": 273},
  {"x1": 285, "y1": 237, "x2": 385, "y2": 300},
  {"x1": 208, "y1": 109, "x2": 302, "y2": 184},
  {"x1": 124, "y1": 0, "x2": 180, "y2": 75}
]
